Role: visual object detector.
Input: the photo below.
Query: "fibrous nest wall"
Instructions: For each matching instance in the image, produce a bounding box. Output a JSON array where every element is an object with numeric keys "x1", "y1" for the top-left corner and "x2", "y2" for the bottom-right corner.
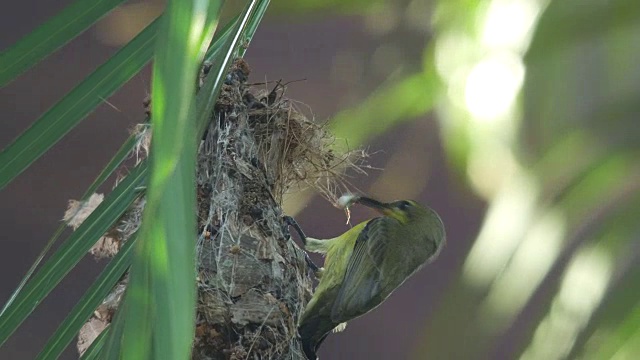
[{"x1": 67, "y1": 59, "x2": 364, "y2": 359}]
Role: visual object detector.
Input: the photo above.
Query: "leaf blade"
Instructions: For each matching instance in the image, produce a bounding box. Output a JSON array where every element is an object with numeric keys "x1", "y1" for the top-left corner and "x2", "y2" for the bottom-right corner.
[
  {"x1": 0, "y1": 0, "x2": 127, "y2": 86},
  {"x1": 0, "y1": 18, "x2": 158, "y2": 190},
  {"x1": 36, "y1": 233, "x2": 136, "y2": 360},
  {"x1": 104, "y1": 1, "x2": 225, "y2": 359},
  {"x1": 0, "y1": 162, "x2": 147, "y2": 348}
]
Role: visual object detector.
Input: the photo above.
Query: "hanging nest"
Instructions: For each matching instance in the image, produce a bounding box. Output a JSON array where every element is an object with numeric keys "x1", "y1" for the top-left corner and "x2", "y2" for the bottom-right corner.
[{"x1": 67, "y1": 59, "x2": 365, "y2": 359}]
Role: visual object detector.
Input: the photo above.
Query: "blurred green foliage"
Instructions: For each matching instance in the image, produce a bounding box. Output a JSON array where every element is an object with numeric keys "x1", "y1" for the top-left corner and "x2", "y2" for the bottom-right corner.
[{"x1": 281, "y1": 0, "x2": 640, "y2": 359}]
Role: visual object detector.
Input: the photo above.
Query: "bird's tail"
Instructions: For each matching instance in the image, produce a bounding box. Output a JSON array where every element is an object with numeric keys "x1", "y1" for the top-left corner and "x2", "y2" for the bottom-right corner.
[
  {"x1": 299, "y1": 314, "x2": 334, "y2": 360},
  {"x1": 301, "y1": 332, "x2": 329, "y2": 360},
  {"x1": 301, "y1": 336, "x2": 318, "y2": 360}
]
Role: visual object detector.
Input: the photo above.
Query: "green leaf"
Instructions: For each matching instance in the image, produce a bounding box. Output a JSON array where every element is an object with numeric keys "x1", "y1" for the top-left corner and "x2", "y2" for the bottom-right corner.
[
  {"x1": 0, "y1": 162, "x2": 147, "y2": 348},
  {"x1": 36, "y1": 233, "x2": 136, "y2": 360},
  {"x1": 203, "y1": 14, "x2": 240, "y2": 63},
  {"x1": 238, "y1": 0, "x2": 271, "y2": 58},
  {"x1": 582, "y1": 295, "x2": 640, "y2": 359},
  {"x1": 103, "y1": 1, "x2": 225, "y2": 359},
  {"x1": 562, "y1": 198, "x2": 640, "y2": 359},
  {"x1": 0, "y1": 18, "x2": 158, "y2": 191},
  {"x1": 2, "y1": 133, "x2": 142, "y2": 317},
  {"x1": 196, "y1": 0, "x2": 271, "y2": 136},
  {"x1": 0, "y1": 0, "x2": 126, "y2": 86}
]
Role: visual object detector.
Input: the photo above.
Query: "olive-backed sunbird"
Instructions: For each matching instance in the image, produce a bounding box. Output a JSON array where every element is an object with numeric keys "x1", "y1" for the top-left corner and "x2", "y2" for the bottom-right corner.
[{"x1": 292, "y1": 195, "x2": 445, "y2": 360}]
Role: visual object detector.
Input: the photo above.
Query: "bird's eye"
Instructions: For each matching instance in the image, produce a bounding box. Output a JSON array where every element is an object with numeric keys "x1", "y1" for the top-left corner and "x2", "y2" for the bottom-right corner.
[{"x1": 398, "y1": 201, "x2": 412, "y2": 210}]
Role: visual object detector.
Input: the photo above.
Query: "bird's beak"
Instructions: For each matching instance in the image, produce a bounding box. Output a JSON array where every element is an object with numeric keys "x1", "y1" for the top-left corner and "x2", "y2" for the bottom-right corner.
[{"x1": 354, "y1": 196, "x2": 394, "y2": 216}]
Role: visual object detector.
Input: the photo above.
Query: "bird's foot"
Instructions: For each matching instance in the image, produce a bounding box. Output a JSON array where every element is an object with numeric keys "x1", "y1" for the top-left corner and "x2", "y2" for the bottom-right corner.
[{"x1": 283, "y1": 216, "x2": 320, "y2": 273}]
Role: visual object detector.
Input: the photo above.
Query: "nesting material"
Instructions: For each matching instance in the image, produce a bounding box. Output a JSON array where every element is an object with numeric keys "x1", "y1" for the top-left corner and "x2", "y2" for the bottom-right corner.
[
  {"x1": 336, "y1": 193, "x2": 360, "y2": 225},
  {"x1": 63, "y1": 193, "x2": 105, "y2": 229},
  {"x1": 338, "y1": 193, "x2": 364, "y2": 210},
  {"x1": 212, "y1": 78, "x2": 366, "y2": 203}
]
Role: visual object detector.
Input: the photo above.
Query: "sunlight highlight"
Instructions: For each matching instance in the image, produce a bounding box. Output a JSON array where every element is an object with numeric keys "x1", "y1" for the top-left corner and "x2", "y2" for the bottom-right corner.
[
  {"x1": 441, "y1": 0, "x2": 551, "y2": 297},
  {"x1": 462, "y1": 173, "x2": 539, "y2": 287},
  {"x1": 464, "y1": 53, "x2": 524, "y2": 121},
  {"x1": 478, "y1": 210, "x2": 565, "y2": 328},
  {"x1": 466, "y1": 143, "x2": 517, "y2": 198},
  {"x1": 521, "y1": 247, "x2": 612, "y2": 360},
  {"x1": 481, "y1": 0, "x2": 541, "y2": 51},
  {"x1": 188, "y1": 0, "x2": 210, "y2": 54}
]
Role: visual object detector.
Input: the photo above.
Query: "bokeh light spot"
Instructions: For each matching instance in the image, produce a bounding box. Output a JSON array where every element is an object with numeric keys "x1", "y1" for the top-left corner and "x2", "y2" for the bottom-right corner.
[{"x1": 464, "y1": 52, "x2": 524, "y2": 121}]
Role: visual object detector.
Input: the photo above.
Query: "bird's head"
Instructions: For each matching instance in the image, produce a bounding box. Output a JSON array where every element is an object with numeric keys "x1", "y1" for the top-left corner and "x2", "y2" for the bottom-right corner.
[
  {"x1": 354, "y1": 197, "x2": 424, "y2": 224},
  {"x1": 354, "y1": 196, "x2": 446, "y2": 250}
]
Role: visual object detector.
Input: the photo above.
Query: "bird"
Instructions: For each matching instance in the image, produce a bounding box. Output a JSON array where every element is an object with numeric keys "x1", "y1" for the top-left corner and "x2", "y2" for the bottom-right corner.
[{"x1": 290, "y1": 195, "x2": 446, "y2": 360}]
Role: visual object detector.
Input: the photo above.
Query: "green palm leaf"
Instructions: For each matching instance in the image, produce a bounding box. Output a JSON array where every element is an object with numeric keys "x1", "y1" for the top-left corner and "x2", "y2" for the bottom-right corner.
[
  {"x1": 36, "y1": 233, "x2": 136, "y2": 360},
  {"x1": 101, "y1": 1, "x2": 224, "y2": 359},
  {"x1": 0, "y1": 162, "x2": 147, "y2": 347},
  {"x1": 0, "y1": 0, "x2": 126, "y2": 86},
  {"x1": 0, "y1": 18, "x2": 158, "y2": 190}
]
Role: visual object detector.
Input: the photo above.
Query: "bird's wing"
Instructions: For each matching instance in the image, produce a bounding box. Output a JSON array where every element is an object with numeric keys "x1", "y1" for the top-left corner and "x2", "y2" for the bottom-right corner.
[{"x1": 330, "y1": 217, "x2": 393, "y2": 322}]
